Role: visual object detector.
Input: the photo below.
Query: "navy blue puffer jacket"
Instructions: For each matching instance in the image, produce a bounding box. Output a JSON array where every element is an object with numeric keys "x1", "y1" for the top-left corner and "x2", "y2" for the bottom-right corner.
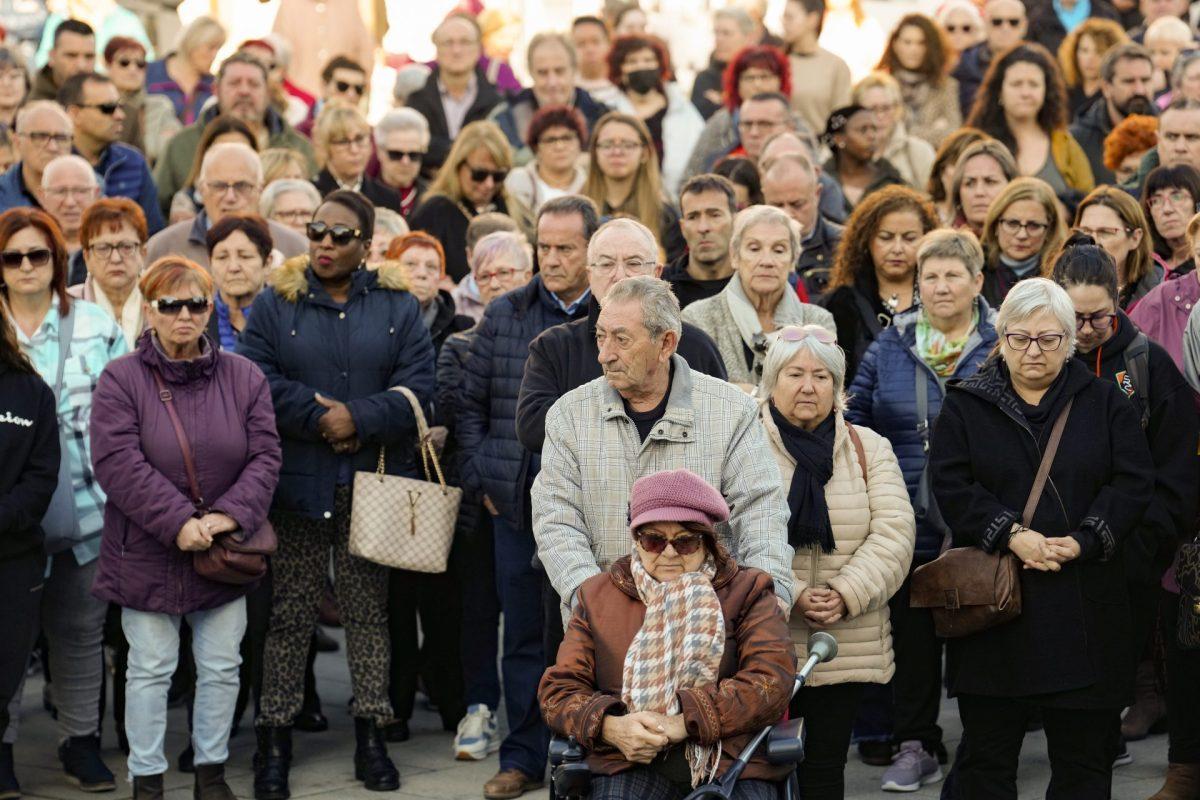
[
  {"x1": 458, "y1": 276, "x2": 588, "y2": 525},
  {"x1": 845, "y1": 297, "x2": 997, "y2": 564}
]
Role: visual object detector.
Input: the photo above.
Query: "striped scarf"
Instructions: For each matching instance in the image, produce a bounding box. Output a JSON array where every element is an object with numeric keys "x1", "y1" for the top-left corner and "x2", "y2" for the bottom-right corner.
[{"x1": 622, "y1": 556, "x2": 726, "y2": 787}]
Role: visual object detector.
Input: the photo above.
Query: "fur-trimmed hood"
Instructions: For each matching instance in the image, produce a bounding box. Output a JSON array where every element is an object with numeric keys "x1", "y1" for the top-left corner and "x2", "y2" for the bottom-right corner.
[{"x1": 270, "y1": 255, "x2": 410, "y2": 303}]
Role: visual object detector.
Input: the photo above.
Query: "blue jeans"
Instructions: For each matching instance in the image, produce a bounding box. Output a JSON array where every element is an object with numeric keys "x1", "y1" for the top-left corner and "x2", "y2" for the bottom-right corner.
[
  {"x1": 492, "y1": 515, "x2": 549, "y2": 779},
  {"x1": 122, "y1": 598, "x2": 246, "y2": 777}
]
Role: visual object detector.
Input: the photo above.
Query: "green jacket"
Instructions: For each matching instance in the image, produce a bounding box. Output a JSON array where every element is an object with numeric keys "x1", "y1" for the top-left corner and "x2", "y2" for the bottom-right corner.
[
  {"x1": 29, "y1": 65, "x2": 59, "y2": 102},
  {"x1": 152, "y1": 105, "x2": 315, "y2": 217}
]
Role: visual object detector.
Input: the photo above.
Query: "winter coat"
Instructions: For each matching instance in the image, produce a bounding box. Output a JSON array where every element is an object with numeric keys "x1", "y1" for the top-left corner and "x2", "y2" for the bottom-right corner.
[
  {"x1": 538, "y1": 555, "x2": 795, "y2": 781},
  {"x1": 426, "y1": 289, "x2": 475, "y2": 354},
  {"x1": 691, "y1": 59, "x2": 726, "y2": 120},
  {"x1": 821, "y1": 156, "x2": 907, "y2": 217},
  {"x1": 1071, "y1": 312, "x2": 1199, "y2": 584},
  {"x1": 0, "y1": 364, "x2": 59, "y2": 561},
  {"x1": 90, "y1": 332, "x2": 281, "y2": 615},
  {"x1": 405, "y1": 65, "x2": 505, "y2": 175},
  {"x1": 1068, "y1": 97, "x2": 1119, "y2": 186},
  {"x1": 611, "y1": 82, "x2": 706, "y2": 199},
  {"x1": 312, "y1": 169, "x2": 402, "y2": 213},
  {"x1": 796, "y1": 217, "x2": 844, "y2": 300},
  {"x1": 145, "y1": 57, "x2": 213, "y2": 125},
  {"x1": 532, "y1": 354, "x2": 795, "y2": 610},
  {"x1": 489, "y1": 87, "x2": 610, "y2": 166},
  {"x1": 237, "y1": 258, "x2": 436, "y2": 519},
  {"x1": 409, "y1": 194, "x2": 516, "y2": 283},
  {"x1": 952, "y1": 43, "x2": 992, "y2": 117},
  {"x1": 117, "y1": 88, "x2": 181, "y2": 167},
  {"x1": 929, "y1": 357, "x2": 1155, "y2": 707},
  {"x1": 892, "y1": 70, "x2": 961, "y2": 149},
  {"x1": 662, "y1": 257, "x2": 731, "y2": 309},
  {"x1": 0, "y1": 162, "x2": 41, "y2": 214},
  {"x1": 456, "y1": 276, "x2": 588, "y2": 525},
  {"x1": 515, "y1": 296, "x2": 728, "y2": 453},
  {"x1": 880, "y1": 123, "x2": 936, "y2": 190},
  {"x1": 144, "y1": 211, "x2": 308, "y2": 271},
  {"x1": 822, "y1": 284, "x2": 896, "y2": 384},
  {"x1": 91, "y1": 142, "x2": 166, "y2": 234},
  {"x1": 1049, "y1": 128, "x2": 1096, "y2": 194},
  {"x1": 845, "y1": 299, "x2": 998, "y2": 564},
  {"x1": 761, "y1": 406, "x2": 914, "y2": 686},
  {"x1": 1028, "y1": 0, "x2": 1123, "y2": 62}
]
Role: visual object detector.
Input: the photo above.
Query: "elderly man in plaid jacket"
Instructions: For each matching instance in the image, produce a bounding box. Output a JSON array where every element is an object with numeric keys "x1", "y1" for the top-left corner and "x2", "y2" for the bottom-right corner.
[{"x1": 532, "y1": 273, "x2": 794, "y2": 618}]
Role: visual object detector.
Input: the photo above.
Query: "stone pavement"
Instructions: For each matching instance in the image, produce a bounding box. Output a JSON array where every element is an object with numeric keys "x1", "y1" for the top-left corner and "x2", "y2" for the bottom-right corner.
[{"x1": 10, "y1": 629, "x2": 1169, "y2": 800}]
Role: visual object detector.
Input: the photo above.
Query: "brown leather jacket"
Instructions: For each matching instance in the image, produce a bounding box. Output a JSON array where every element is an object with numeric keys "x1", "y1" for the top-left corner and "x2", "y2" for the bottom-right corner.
[{"x1": 537, "y1": 555, "x2": 796, "y2": 781}]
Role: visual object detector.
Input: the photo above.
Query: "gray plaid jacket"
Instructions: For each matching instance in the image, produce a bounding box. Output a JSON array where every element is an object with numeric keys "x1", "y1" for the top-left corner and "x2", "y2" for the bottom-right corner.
[{"x1": 532, "y1": 355, "x2": 794, "y2": 611}]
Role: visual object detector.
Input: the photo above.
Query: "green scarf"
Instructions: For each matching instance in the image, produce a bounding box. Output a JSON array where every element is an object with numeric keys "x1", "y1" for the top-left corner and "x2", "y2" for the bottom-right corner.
[{"x1": 916, "y1": 307, "x2": 978, "y2": 377}]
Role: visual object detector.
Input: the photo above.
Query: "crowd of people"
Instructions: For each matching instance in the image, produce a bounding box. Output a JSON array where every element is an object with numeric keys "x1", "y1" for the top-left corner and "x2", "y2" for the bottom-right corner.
[{"x1": 1, "y1": 1, "x2": 1200, "y2": 800}]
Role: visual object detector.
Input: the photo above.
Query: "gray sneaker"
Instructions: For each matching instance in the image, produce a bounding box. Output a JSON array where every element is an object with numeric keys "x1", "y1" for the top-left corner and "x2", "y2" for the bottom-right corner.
[{"x1": 881, "y1": 740, "x2": 943, "y2": 793}]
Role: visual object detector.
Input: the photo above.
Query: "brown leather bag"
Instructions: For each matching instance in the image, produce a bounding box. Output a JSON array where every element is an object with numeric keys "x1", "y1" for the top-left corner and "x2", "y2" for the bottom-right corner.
[
  {"x1": 152, "y1": 368, "x2": 276, "y2": 586},
  {"x1": 910, "y1": 398, "x2": 1073, "y2": 638}
]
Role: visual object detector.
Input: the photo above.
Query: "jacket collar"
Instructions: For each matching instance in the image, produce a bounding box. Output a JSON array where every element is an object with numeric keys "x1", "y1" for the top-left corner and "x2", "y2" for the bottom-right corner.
[
  {"x1": 949, "y1": 354, "x2": 1095, "y2": 429},
  {"x1": 269, "y1": 255, "x2": 409, "y2": 304},
  {"x1": 136, "y1": 328, "x2": 218, "y2": 385},
  {"x1": 761, "y1": 402, "x2": 854, "y2": 462},
  {"x1": 198, "y1": 103, "x2": 289, "y2": 139},
  {"x1": 607, "y1": 552, "x2": 739, "y2": 599},
  {"x1": 427, "y1": 289, "x2": 459, "y2": 338},
  {"x1": 601, "y1": 353, "x2": 695, "y2": 433}
]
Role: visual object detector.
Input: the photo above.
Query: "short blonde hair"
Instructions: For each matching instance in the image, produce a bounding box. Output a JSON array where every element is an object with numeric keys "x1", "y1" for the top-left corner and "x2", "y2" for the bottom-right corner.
[
  {"x1": 177, "y1": 16, "x2": 226, "y2": 60},
  {"x1": 261, "y1": 147, "x2": 310, "y2": 184},
  {"x1": 313, "y1": 106, "x2": 371, "y2": 169}
]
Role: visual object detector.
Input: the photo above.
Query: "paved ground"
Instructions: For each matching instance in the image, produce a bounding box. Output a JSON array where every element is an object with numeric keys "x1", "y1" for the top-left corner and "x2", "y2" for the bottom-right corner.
[{"x1": 10, "y1": 629, "x2": 1169, "y2": 800}]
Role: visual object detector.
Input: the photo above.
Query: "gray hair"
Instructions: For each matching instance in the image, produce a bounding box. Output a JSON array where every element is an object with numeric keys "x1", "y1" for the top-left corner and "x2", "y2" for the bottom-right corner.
[
  {"x1": 1171, "y1": 49, "x2": 1200, "y2": 91},
  {"x1": 473, "y1": 231, "x2": 532, "y2": 275},
  {"x1": 41, "y1": 154, "x2": 97, "y2": 188},
  {"x1": 527, "y1": 31, "x2": 577, "y2": 70},
  {"x1": 1147, "y1": 15, "x2": 1194, "y2": 46},
  {"x1": 730, "y1": 204, "x2": 802, "y2": 262},
  {"x1": 259, "y1": 178, "x2": 321, "y2": 217},
  {"x1": 758, "y1": 328, "x2": 848, "y2": 411},
  {"x1": 714, "y1": 7, "x2": 755, "y2": 35},
  {"x1": 374, "y1": 107, "x2": 431, "y2": 149},
  {"x1": 995, "y1": 277, "x2": 1077, "y2": 355},
  {"x1": 393, "y1": 64, "x2": 432, "y2": 103},
  {"x1": 916, "y1": 228, "x2": 984, "y2": 278},
  {"x1": 760, "y1": 127, "x2": 820, "y2": 165},
  {"x1": 15, "y1": 100, "x2": 71, "y2": 135},
  {"x1": 586, "y1": 217, "x2": 659, "y2": 266},
  {"x1": 602, "y1": 276, "x2": 682, "y2": 340},
  {"x1": 374, "y1": 208, "x2": 409, "y2": 239},
  {"x1": 201, "y1": 142, "x2": 264, "y2": 184}
]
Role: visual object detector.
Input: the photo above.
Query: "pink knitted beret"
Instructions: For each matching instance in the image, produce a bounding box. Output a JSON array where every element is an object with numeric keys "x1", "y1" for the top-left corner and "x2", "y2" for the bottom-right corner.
[{"x1": 628, "y1": 469, "x2": 730, "y2": 533}]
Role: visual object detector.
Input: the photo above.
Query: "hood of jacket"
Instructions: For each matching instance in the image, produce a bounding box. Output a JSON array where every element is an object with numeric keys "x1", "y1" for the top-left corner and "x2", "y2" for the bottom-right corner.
[
  {"x1": 135, "y1": 329, "x2": 218, "y2": 385},
  {"x1": 270, "y1": 255, "x2": 409, "y2": 303}
]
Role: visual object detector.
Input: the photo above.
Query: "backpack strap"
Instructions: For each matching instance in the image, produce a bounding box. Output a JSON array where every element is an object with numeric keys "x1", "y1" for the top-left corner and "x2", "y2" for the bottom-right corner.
[
  {"x1": 845, "y1": 420, "x2": 868, "y2": 484},
  {"x1": 1124, "y1": 332, "x2": 1152, "y2": 430}
]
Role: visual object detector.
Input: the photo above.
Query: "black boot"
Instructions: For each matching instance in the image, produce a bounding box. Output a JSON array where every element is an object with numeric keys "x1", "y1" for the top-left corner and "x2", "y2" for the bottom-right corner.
[
  {"x1": 193, "y1": 764, "x2": 236, "y2": 800},
  {"x1": 0, "y1": 743, "x2": 19, "y2": 800},
  {"x1": 252, "y1": 727, "x2": 291, "y2": 800},
  {"x1": 353, "y1": 718, "x2": 400, "y2": 791},
  {"x1": 132, "y1": 775, "x2": 163, "y2": 800}
]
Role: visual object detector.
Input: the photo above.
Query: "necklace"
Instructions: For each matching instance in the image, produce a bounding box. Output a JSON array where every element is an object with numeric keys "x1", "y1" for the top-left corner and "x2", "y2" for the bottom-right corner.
[{"x1": 881, "y1": 292, "x2": 901, "y2": 315}]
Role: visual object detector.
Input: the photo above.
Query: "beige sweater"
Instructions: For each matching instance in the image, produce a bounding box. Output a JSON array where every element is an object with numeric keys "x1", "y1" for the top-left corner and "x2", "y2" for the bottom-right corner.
[
  {"x1": 761, "y1": 404, "x2": 915, "y2": 686},
  {"x1": 787, "y1": 49, "x2": 853, "y2": 135}
]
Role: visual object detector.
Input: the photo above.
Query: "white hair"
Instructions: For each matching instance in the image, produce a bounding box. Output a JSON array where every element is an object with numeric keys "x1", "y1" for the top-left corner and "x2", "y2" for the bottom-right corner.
[
  {"x1": 602, "y1": 276, "x2": 682, "y2": 340},
  {"x1": 730, "y1": 204, "x2": 802, "y2": 262},
  {"x1": 259, "y1": 178, "x2": 320, "y2": 217},
  {"x1": 758, "y1": 330, "x2": 848, "y2": 411},
  {"x1": 374, "y1": 107, "x2": 431, "y2": 149},
  {"x1": 995, "y1": 277, "x2": 1077, "y2": 355},
  {"x1": 936, "y1": 0, "x2": 985, "y2": 30},
  {"x1": 586, "y1": 217, "x2": 659, "y2": 266},
  {"x1": 41, "y1": 154, "x2": 97, "y2": 188},
  {"x1": 473, "y1": 231, "x2": 532, "y2": 275},
  {"x1": 374, "y1": 208, "x2": 410, "y2": 239},
  {"x1": 714, "y1": 7, "x2": 755, "y2": 35},
  {"x1": 15, "y1": 100, "x2": 72, "y2": 135},
  {"x1": 200, "y1": 142, "x2": 264, "y2": 184}
]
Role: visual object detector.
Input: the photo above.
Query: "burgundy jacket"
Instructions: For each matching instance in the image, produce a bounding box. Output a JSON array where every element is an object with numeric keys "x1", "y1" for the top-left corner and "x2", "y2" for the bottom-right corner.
[
  {"x1": 538, "y1": 555, "x2": 796, "y2": 781},
  {"x1": 90, "y1": 332, "x2": 281, "y2": 615}
]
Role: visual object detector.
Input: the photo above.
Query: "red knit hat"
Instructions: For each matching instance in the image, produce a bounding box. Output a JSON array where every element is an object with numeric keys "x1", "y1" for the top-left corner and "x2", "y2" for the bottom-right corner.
[{"x1": 628, "y1": 469, "x2": 730, "y2": 534}]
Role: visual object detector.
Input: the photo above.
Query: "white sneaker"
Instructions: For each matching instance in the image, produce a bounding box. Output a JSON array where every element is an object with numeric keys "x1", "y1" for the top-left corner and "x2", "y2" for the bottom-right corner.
[{"x1": 453, "y1": 704, "x2": 499, "y2": 761}]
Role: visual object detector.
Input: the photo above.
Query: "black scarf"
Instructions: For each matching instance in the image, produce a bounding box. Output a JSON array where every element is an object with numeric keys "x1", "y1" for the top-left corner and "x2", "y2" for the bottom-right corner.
[{"x1": 769, "y1": 402, "x2": 836, "y2": 553}]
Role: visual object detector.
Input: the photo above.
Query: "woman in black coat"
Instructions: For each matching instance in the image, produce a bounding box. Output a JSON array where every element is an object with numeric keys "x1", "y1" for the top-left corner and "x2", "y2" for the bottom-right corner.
[
  {"x1": 0, "y1": 305, "x2": 58, "y2": 780},
  {"x1": 311, "y1": 106, "x2": 402, "y2": 213},
  {"x1": 929, "y1": 276, "x2": 1155, "y2": 799}
]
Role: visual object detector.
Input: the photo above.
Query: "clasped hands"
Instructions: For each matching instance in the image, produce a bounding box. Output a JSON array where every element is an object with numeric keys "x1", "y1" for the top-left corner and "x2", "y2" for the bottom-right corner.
[
  {"x1": 1008, "y1": 527, "x2": 1081, "y2": 572},
  {"x1": 315, "y1": 392, "x2": 360, "y2": 454},
  {"x1": 176, "y1": 512, "x2": 238, "y2": 551},
  {"x1": 795, "y1": 587, "x2": 847, "y2": 629},
  {"x1": 602, "y1": 711, "x2": 688, "y2": 764}
]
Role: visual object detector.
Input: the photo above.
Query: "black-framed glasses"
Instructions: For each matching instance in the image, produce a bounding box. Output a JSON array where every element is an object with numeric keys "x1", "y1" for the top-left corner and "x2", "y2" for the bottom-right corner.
[
  {"x1": 0, "y1": 248, "x2": 51, "y2": 269},
  {"x1": 1004, "y1": 332, "x2": 1066, "y2": 351},
  {"x1": 22, "y1": 131, "x2": 72, "y2": 148},
  {"x1": 306, "y1": 221, "x2": 363, "y2": 245},
  {"x1": 334, "y1": 80, "x2": 365, "y2": 95},
  {"x1": 88, "y1": 241, "x2": 141, "y2": 260},
  {"x1": 635, "y1": 531, "x2": 705, "y2": 556},
  {"x1": 385, "y1": 149, "x2": 424, "y2": 162},
  {"x1": 1075, "y1": 311, "x2": 1117, "y2": 331},
  {"x1": 115, "y1": 58, "x2": 147, "y2": 69},
  {"x1": 80, "y1": 102, "x2": 121, "y2": 115},
  {"x1": 465, "y1": 165, "x2": 508, "y2": 184},
  {"x1": 999, "y1": 218, "x2": 1049, "y2": 236},
  {"x1": 151, "y1": 296, "x2": 210, "y2": 315}
]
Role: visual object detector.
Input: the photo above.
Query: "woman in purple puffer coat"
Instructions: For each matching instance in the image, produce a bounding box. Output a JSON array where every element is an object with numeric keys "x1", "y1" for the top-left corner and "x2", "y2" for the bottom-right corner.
[{"x1": 89, "y1": 255, "x2": 281, "y2": 800}]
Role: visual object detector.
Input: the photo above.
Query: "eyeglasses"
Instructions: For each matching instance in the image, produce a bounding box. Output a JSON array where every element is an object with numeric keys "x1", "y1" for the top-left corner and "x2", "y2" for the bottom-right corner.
[
  {"x1": 88, "y1": 240, "x2": 140, "y2": 260},
  {"x1": 306, "y1": 221, "x2": 362, "y2": 245},
  {"x1": 204, "y1": 180, "x2": 258, "y2": 197},
  {"x1": 273, "y1": 208, "x2": 315, "y2": 223},
  {"x1": 0, "y1": 248, "x2": 51, "y2": 269},
  {"x1": 334, "y1": 80, "x2": 365, "y2": 95},
  {"x1": 588, "y1": 258, "x2": 655, "y2": 275},
  {"x1": 538, "y1": 133, "x2": 578, "y2": 147},
  {"x1": 329, "y1": 133, "x2": 370, "y2": 150},
  {"x1": 43, "y1": 186, "x2": 97, "y2": 200},
  {"x1": 1075, "y1": 225, "x2": 1131, "y2": 243},
  {"x1": 465, "y1": 165, "x2": 508, "y2": 183},
  {"x1": 595, "y1": 140, "x2": 642, "y2": 153},
  {"x1": 1148, "y1": 190, "x2": 1194, "y2": 210},
  {"x1": 635, "y1": 531, "x2": 705, "y2": 556},
  {"x1": 1075, "y1": 311, "x2": 1117, "y2": 331},
  {"x1": 151, "y1": 296, "x2": 211, "y2": 315},
  {"x1": 990, "y1": 16, "x2": 1023, "y2": 27},
  {"x1": 385, "y1": 149, "x2": 425, "y2": 162},
  {"x1": 944, "y1": 24, "x2": 975, "y2": 33},
  {"x1": 79, "y1": 102, "x2": 121, "y2": 115},
  {"x1": 1004, "y1": 332, "x2": 1066, "y2": 351},
  {"x1": 21, "y1": 131, "x2": 72, "y2": 148},
  {"x1": 999, "y1": 218, "x2": 1049, "y2": 236},
  {"x1": 115, "y1": 58, "x2": 146, "y2": 69},
  {"x1": 476, "y1": 266, "x2": 521, "y2": 283}
]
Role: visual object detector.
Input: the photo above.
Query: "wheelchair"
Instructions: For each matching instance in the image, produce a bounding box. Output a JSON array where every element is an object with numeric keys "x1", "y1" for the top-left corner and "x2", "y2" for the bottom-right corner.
[{"x1": 548, "y1": 632, "x2": 838, "y2": 800}]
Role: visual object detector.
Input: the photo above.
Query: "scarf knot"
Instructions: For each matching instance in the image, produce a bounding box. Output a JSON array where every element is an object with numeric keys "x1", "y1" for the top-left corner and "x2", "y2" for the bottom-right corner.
[{"x1": 769, "y1": 403, "x2": 837, "y2": 553}]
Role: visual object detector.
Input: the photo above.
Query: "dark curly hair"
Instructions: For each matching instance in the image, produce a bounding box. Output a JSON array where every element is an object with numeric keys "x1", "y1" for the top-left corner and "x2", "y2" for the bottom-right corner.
[
  {"x1": 527, "y1": 104, "x2": 588, "y2": 153},
  {"x1": 965, "y1": 43, "x2": 1069, "y2": 151},
  {"x1": 877, "y1": 14, "x2": 952, "y2": 86},
  {"x1": 722, "y1": 45, "x2": 791, "y2": 110},
  {"x1": 828, "y1": 185, "x2": 938, "y2": 294},
  {"x1": 606, "y1": 34, "x2": 673, "y2": 87}
]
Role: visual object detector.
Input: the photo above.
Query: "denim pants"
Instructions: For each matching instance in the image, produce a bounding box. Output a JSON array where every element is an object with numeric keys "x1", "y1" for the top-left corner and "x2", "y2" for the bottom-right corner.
[
  {"x1": 492, "y1": 515, "x2": 549, "y2": 779},
  {"x1": 122, "y1": 597, "x2": 247, "y2": 777}
]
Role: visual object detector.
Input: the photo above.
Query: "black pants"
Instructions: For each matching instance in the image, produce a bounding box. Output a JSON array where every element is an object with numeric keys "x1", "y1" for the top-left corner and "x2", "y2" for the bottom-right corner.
[
  {"x1": 457, "y1": 508, "x2": 500, "y2": 710},
  {"x1": 1164, "y1": 593, "x2": 1200, "y2": 763},
  {"x1": 956, "y1": 694, "x2": 1120, "y2": 800},
  {"x1": 0, "y1": 552, "x2": 45, "y2": 735},
  {"x1": 890, "y1": 575, "x2": 943, "y2": 753},
  {"x1": 542, "y1": 571, "x2": 564, "y2": 669},
  {"x1": 789, "y1": 682, "x2": 867, "y2": 800},
  {"x1": 387, "y1": 566, "x2": 465, "y2": 728}
]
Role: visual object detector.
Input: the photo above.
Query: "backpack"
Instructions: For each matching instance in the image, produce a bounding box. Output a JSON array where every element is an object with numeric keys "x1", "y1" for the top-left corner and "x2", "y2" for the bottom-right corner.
[{"x1": 1122, "y1": 332, "x2": 1152, "y2": 430}]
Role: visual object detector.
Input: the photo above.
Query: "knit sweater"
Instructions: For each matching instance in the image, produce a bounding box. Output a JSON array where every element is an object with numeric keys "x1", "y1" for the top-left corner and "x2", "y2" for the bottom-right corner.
[{"x1": 787, "y1": 49, "x2": 853, "y2": 135}]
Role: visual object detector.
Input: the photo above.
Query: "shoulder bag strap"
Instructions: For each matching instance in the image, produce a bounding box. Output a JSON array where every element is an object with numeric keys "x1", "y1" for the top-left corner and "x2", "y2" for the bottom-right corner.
[
  {"x1": 844, "y1": 420, "x2": 868, "y2": 484},
  {"x1": 915, "y1": 360, "x2": 929, "y2": 452},
  {"x1": 1022, "y1": 397, "x2": 1073, "y2": 527},
  {"x1": 382, "y1": 386, "x2": 450, "y2": 490},
  {"x1": 51, "y1": 304, "x2": 76, "y2": 400},
  {"x1": 150, "y1": 367, "x2": 204, "y2": 507}
]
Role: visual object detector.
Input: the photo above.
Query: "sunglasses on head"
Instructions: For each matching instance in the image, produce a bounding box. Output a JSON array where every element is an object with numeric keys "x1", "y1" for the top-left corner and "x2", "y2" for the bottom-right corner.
[
  {"x1": 385, "y1": 149, "x2": 424, "y2": 162},
  {"x1": 778, "y1": 325, "x2": 838, "y2": 344},
  {"x1": 152, "y1": 296, "x2": 210, "y2": 315},
  {"x1": 0, "y1": 248, "x2": 51, "y2": 269},
  {"x1": 116, "y1": 58, "x2": 147, "y2": 69},
  {"x1": 306, "y1": 221, "x2": 363, "y2": 245},
  {"x1": 635, "y1": 531, "x2": 706, "y2": 556},
  {"x1": 466, "y1": 165, "x2": 508, "y2": 184}
]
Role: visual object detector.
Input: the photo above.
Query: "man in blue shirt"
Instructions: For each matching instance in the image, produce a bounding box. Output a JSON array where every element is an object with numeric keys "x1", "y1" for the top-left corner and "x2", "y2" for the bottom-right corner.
[
  {"x1": 60, "y1": 71, "x2": 165, "y2": 234},
  {"x1": 0, "y1": 100, "x2": 74, "y2": 212}
]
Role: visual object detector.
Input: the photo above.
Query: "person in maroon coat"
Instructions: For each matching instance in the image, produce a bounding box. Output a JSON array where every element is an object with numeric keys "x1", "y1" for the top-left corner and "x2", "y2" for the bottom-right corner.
[{"x1": 89, "y1": 255, "x2": 281, "y2": 800}]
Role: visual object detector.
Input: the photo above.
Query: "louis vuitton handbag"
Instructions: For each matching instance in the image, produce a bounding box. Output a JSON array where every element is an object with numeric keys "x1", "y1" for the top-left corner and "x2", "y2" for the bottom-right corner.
[{"x1": 348, "y1": 386, "x2": 462, "y2": 573}]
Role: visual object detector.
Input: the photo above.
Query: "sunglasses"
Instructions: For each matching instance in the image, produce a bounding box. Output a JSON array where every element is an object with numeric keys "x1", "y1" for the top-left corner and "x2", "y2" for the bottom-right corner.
[
  {"x1": 635, "y1": 531, "x2": 705, "y2": 556},
  {"x1": 0, "y1": 248, "x2": 51, "y2": 269},
  {"x1": 116, "y1": 58, "x2": 147, "y2": 69},
  {"x1": 990, "y1": 17, "x2": 1022, "y2": 27},
  {"x1": 152, "y1": 296, "x2": 211, "y2": 315},
  {"x1": 385, "y1": 149, "x2": 425, "y2": 162},
  {"x1": 944, "y1": 24, "x2": 975, "y2": 33},
  {"x1": 81, "y1": 102, "x2": 121, "y2": 115},
  {"x1": 335, "y1": 80, "x2": 365, "y2": 95},
  {"x1": 306, "y1": 221, "x2": 363, "y2": 245},
  {"x1": 466, "y1": 165, "x2": 508, "y2": 183}
]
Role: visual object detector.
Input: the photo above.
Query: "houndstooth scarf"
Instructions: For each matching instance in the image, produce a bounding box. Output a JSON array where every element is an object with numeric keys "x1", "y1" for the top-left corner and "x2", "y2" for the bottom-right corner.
[{"x1": 622, "y1": 555, "x2": 726, "y2": 787}]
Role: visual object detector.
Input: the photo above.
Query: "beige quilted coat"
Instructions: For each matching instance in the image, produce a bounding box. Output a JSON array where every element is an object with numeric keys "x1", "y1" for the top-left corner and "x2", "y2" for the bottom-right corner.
[{"x1": 760, "y1": 403, "x2": 915, "y2": 687}]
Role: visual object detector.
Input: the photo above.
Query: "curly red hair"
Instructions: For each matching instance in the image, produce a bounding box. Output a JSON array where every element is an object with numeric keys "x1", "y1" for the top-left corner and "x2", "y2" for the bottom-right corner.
[
  {"x1": 1103, "y1": 114, "x2": 1158, "y2": 173},
  {"x1": 606, "y1": 34, "x2": 673, "y2": 87},
  {"x1": 722, "y1": 45, "x2": 791, "y2": 110}
]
